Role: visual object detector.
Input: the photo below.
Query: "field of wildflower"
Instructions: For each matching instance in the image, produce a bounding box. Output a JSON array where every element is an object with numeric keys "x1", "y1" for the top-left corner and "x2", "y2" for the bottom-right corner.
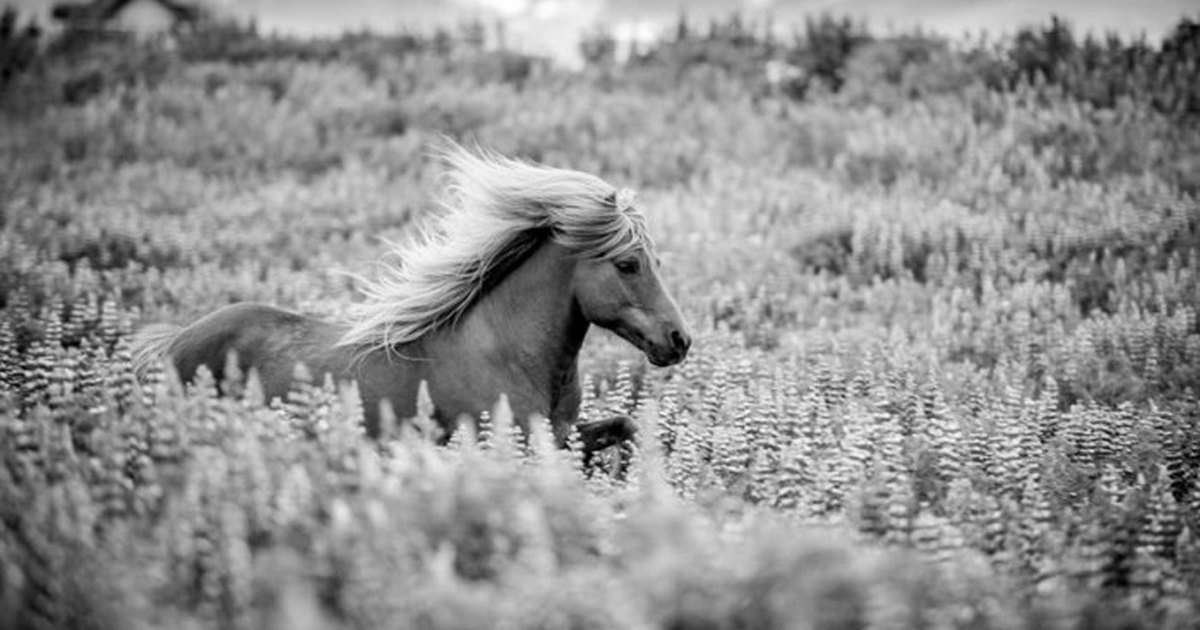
[{"x1": 1, "y1": 11, "x2": 1199, "y2": 629}]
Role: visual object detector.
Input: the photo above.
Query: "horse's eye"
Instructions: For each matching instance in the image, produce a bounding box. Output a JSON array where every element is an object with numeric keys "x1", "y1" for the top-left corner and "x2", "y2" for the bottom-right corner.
[{"x1": 615, "y1": 259, "x2": 641, "y2": 275}]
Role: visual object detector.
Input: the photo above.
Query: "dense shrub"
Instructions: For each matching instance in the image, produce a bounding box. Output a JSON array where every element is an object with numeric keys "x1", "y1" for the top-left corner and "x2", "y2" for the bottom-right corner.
[
  {"x1": 0, "y1": 7, "x2": 40, "y2": 89},
  {"x1": 1005, "y1": 16, "x2": 1200, "y2": 117}
]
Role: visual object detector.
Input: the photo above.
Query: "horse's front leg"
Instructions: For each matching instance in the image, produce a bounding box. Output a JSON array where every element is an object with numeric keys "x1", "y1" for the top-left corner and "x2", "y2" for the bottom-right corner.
[{"x1": 574, "y1": 415, "x2": 638, "y2": 476}]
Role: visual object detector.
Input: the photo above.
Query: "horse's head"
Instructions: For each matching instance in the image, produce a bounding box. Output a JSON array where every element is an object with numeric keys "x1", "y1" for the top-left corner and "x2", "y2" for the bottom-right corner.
[
  {"x1": 573, "y1": 244, "x2": 691, "y2": 367},
  {"x1": 357, "y1": 144, "x2": 692, "y2": 367}
]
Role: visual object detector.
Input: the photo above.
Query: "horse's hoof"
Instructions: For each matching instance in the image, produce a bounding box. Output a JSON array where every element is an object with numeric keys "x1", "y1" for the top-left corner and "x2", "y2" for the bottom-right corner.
[{"x1": 578, "y1": 414, "x2": 638, "y2": 450}]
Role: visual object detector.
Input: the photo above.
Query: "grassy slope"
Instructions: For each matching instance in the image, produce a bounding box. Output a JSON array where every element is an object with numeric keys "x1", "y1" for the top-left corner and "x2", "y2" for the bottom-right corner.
[{"x1": 1, "y1": 30, "x2": 1199, "y2": 629}]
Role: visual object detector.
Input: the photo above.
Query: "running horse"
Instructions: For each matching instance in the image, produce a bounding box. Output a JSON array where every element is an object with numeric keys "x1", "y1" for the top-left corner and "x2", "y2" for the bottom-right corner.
[{"x1": 132, "y1": 144, "x2": 691, "y2": 462}]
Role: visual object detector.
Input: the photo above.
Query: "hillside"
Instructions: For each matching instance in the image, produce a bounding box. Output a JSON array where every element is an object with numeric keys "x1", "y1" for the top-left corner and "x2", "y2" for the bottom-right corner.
[{"x1": 1, "y1": 12, "x2": 1199, "y2": 629}]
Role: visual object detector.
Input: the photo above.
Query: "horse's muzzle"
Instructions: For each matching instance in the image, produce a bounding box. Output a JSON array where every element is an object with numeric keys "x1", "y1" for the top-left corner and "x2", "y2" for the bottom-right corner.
[{"x1": 647, "y1": 327, "x2": 691, "y2": 366}]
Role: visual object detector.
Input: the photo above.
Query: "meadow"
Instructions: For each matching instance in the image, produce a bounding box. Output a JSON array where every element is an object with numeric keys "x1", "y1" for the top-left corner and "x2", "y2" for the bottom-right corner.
[{"x1": 1, "y1": 12, "x2": 1199, "y2": 629}]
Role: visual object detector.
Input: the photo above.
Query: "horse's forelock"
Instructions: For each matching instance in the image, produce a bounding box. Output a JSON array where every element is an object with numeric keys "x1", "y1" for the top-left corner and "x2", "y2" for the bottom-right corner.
[{"x1": 338, "y1": 143, "x2": 647, "y2": 352}]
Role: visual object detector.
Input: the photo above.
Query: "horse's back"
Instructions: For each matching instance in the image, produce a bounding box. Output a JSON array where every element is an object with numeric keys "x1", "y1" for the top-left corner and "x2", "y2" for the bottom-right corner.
[{"x1": 168, "y1": 303, "x2": 347, "y2": 400}]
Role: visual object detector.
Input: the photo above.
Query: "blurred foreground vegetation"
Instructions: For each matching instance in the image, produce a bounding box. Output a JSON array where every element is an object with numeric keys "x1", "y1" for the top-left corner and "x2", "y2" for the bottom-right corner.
[{"x1": 1, "y1": 8, "x2": 1199, "y2": 629}]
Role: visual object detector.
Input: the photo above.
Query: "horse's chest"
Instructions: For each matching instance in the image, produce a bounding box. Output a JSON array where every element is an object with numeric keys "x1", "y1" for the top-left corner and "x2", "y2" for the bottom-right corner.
[
  {"x1": 435, "y1": 358, "x2": 577, "y2": 423},
  {"x1": 549, "y1": 368, "x2": 580, "y2": 414}
]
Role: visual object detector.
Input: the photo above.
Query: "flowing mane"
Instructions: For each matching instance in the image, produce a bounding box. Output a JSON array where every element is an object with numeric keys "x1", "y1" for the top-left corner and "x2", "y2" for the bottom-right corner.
[{"x1": 337, "y1": 144, "x2": 651, "y2": 352}]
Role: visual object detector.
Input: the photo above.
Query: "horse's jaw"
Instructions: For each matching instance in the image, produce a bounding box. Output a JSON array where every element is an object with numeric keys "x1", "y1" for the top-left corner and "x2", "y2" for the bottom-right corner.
[{"x1": 613, "y1": 327, "x2": 684, "y2": 367}]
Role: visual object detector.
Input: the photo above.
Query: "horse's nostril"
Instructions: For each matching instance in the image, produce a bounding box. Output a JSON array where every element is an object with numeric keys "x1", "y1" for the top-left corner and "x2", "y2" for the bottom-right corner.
[{"x1": 670, "y1": 329, "x2": 690, "y2": 353}]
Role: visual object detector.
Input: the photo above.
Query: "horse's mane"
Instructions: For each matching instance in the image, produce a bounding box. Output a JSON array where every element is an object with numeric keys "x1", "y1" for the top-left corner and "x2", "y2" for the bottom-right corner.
[{"x1": 337, "y1": 143, "x2": 649, "y2": 353}]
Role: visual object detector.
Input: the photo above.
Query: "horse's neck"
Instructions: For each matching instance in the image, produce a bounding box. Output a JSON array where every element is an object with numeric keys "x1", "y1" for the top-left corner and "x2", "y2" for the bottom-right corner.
[{"x1": 445, "y1": 241, "x2": 587, "y2": 390}]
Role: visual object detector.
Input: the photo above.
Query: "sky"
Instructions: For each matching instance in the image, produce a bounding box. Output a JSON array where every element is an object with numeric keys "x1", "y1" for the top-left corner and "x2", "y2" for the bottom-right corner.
[{"x1": 18, "y1": 0, "x2": 1199, "y2": 66}]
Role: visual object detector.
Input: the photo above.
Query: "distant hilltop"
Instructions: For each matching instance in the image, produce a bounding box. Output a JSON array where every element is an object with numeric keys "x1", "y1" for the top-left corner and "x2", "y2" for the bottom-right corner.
[{"x1": 8, "y1": 0, "x2": 1194, "y2": 67}]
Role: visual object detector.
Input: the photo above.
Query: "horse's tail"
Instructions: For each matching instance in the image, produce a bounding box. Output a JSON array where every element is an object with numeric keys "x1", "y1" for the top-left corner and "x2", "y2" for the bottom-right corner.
[{"x1": 130, "y1": 323, "x2": 180, "y2": 378}]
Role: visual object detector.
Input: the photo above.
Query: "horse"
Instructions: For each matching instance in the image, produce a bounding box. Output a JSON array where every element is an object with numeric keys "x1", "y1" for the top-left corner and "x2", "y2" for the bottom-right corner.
[{"x1": 131, "y1": 144, "x2": 691, "y2": 463}]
